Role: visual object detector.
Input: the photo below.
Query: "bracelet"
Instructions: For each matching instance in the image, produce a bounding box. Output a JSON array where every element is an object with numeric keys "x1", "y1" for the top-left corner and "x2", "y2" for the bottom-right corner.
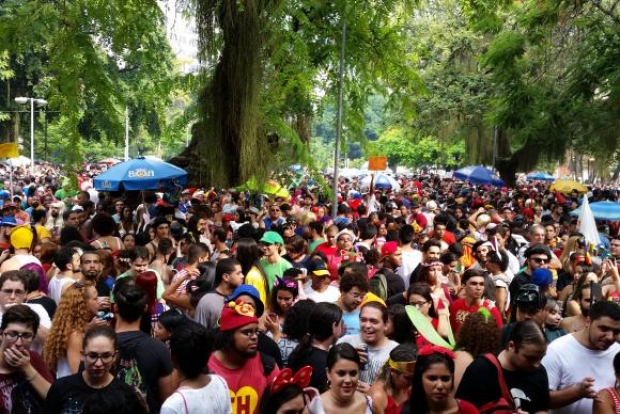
[{"x1": 26, "y1": 372, "x2": 37, "y2": 382}]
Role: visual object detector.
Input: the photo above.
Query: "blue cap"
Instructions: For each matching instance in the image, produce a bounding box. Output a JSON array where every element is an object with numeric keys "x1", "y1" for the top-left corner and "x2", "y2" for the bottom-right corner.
[
  {"x1": 229, "y1": 284, "x2": 264, "y2": 317},
  {"x1": 530, "y1": 268, "x2": 553, "y2": 289}
]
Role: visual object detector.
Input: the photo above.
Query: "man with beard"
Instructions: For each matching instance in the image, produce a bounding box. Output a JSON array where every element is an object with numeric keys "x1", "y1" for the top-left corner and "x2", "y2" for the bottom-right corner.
[
  {"x1": 542, "y1": 301, "x2": 620, "y2": 414},
  {"x1": 208, "y1": 299, "x2": 280, "y2": 414},
  {"x1": 337, "y1": 301, "x2": 398, "y2": 392},
  {"x1": 45, "y1": 201, "x2": 64, "y2": 242},
  {"x1": 79, "y1": 250, "x2": 110, "y2": 309}
]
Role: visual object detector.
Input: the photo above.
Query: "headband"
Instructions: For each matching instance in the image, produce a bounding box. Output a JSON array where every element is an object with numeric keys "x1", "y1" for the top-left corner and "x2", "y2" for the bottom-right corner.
[
  {"x1": 388, "y1": 358, "x2": 416, "y2": 374},
  {"x1": 274, "y1": 276, "x2": 297, "y2": 289},
  {"x1": 271, "y1": 366, "x2": 312, "y2": 394},
  {"x1": 418, "y1": 345, "x2": 455, "y2": 359}
]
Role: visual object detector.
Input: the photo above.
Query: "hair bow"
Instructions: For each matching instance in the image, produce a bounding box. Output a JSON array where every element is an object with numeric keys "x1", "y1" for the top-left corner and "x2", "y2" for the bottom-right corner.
[
  {"x1": 418, "y1": 345, "x2": 455, "y2": 359},
  {"x1": 478, "y1": 307, "x2": 492, "y2": 323},
  {"x1": 274, "y1": 276, "x2": 297, "y2": 289},
  {"x1": 271, "y1": 366, "x2": 313, "y2": 394}
]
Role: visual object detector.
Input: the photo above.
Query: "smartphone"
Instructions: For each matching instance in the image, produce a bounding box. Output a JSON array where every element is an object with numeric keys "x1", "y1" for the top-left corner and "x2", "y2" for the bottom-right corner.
[{"x1": 590, "y1": 281, "x2": 604, "y2": 303}]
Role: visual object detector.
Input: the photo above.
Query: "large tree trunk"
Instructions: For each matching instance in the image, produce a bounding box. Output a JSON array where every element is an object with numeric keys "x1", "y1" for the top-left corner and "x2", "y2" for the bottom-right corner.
[{"x1": 171, "y1": 1, "x2": 266, "y2": 188}]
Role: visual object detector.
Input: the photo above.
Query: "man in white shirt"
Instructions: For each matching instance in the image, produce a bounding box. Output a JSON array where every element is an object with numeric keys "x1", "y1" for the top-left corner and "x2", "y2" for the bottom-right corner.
[
  {"x1": 542, "y1": 301, "x2": 620, "y2": 414},
  {"x1": 337, "y1": 301, "x2": 398, "y2": 391}
]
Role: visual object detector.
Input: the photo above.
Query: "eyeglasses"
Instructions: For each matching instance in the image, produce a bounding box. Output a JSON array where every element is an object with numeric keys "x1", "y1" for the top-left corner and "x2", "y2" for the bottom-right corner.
[
  {"x1": 1, "y1": 289, "x2": 25, "y2": 296},
  {"x1": 409, "y1": 301, "x2": 429, "y2": 308},
  {"x1": 338, "y1": 238, "x2": 353, "y2": 243},
  {"x1": 238, "y1": 329, "x2": 260, "y2": 338},
  {"x1": 348, "y1": 292, "x2": 366, "y2": 301},
  {"x1": 3, "y1": 331, "x2": 34, "y2": 341},
  {"x1": 530, "y1": 257, "x2": 548, "y2": 264},
  {"x1": 83, "y1": 352, "x2": 117, "y2": 363}
]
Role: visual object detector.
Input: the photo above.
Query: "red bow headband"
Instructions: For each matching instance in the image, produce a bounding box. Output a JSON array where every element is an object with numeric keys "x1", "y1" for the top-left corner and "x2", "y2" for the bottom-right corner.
[{"x1": 271, "y1": 366, "x2": 313, "y2": 394}]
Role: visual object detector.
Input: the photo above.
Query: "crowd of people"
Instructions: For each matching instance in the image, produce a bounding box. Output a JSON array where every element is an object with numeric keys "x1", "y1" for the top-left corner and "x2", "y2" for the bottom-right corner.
[{"x1": 0, "y1": 169, "x2": 619, "y2": 413}]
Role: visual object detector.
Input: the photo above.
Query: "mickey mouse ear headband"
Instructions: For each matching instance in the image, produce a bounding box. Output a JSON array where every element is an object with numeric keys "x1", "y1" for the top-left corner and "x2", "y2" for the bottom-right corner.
[{"x1": 271, "y1": 366, "x2": 313, "y2": 394}]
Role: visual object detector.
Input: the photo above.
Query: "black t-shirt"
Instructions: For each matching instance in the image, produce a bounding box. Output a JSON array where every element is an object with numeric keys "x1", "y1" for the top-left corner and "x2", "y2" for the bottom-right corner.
[
  {"x1": 289, "y1": 347, "x2": 329, "y2": 393},
  {"x1": 116, "y1": 330, "x2": 173, "y2": 413},
  {"x1": 27, "y1": 296, "x2": 57, "y2": 319},
  {"x1": 455, "y1": 354, "x2": 550, "y2": 413},
  {"x1": 43, "y1": 373, "x2": 135, "y2": 414}
]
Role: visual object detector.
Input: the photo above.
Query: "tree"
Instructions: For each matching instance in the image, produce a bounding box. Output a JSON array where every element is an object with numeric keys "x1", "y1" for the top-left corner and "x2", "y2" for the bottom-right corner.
[
  {"x1": 171, "y1": 0, "x2": 422, "y2": 187},
  {"x1": 459, "y1": 0, "x2": 620, "y2": 185},
  {"x1": 0, "y1": 0, "x2": 177, "y2": 171}
]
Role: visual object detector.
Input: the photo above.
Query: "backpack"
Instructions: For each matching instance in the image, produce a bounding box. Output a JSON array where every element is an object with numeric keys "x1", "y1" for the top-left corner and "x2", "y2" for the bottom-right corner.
[
  {"x1": 260, "y1": 352, "x2": 277, "y2": 376},
  {"x1": 479, "y1": 354, "x2": 517, "y2": 414},
  {"x1": 116, "y1": 336, "x2": 150, "y2": 411},
  {"x1": 369, "y1": 272, "x2": 388, "y2": 301}
]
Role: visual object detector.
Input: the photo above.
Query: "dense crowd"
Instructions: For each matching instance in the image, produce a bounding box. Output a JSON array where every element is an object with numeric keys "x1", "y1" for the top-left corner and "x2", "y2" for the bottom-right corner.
[{"x1": 0, "y1": 170, "x2": 618, "y2": 414}]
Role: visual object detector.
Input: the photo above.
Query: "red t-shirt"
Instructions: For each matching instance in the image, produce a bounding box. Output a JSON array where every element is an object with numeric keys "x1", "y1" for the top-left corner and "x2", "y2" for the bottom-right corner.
[
  {"x1": 449, "y1": 298, "x2": 503, "y2": 334},
  {"x1": 208, "y1": 353, "x2": 280, "y2": 414}
]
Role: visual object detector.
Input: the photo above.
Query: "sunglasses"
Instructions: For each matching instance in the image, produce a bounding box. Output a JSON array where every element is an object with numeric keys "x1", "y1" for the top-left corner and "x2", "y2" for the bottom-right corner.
[{"x1": 530, "y1": 257, "x2": 548, "y2": 264}]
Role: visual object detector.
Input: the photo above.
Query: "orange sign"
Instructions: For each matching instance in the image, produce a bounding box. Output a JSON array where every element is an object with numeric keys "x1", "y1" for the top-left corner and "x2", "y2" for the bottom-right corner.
[{"x1": 368, "y1": 156, "x2": 387, "y2": 171}]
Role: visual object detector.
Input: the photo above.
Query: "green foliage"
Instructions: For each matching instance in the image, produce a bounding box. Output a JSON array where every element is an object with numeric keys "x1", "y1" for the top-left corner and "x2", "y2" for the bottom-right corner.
[
  {"x1": 369, "y1": 127, "x2": 465, "y2": 170},
  {"x1": 0, "y1": 0, "x2": 178, "y2": 171},
  {"x1": 183, "y1": 0, "x2": 424, "y2": 187}
]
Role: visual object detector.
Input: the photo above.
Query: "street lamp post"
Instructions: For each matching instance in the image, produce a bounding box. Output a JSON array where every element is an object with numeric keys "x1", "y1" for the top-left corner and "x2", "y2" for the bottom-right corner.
[{"x1": 14, "y1": 96, "x2": 48, "y2": 171}]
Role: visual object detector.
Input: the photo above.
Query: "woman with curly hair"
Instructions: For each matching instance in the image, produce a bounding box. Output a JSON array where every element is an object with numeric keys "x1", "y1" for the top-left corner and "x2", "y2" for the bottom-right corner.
[
  {"x1": 90, "y1": 213, "x2": 124, "y2": 254},
  {"x1": 453, "y1": 308, "x2": 500, "y2": 390},
  {"x1": 43, "y1": 282, "x2": 101, "y2": 378}
]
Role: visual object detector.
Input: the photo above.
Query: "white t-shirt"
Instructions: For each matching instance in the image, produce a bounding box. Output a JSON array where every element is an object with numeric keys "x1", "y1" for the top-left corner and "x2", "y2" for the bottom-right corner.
[
  {"x1": 542, "y1": 333, "x2": 620, "y2": 414},
  {"x1": 337, "y1": 334, "x2": 398, "y2": 385},
  {"x1": 160, "y1": 375, "x2": 231, "y2": 414},
  {"x1": 48, "y1": 276, "x2": 76, "y2": 305},
  {"x1": 398, "y1": 249, "x2": 423, "y2": 290},
  {"x1": 304, "y1": 285, "x2": 341, "y2": 303}
]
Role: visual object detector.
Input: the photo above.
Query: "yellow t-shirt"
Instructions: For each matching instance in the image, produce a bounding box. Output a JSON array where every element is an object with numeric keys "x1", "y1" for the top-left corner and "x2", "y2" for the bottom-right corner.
[{"x1": 244, "y1": 265, "x2": 269, "y2": 311}]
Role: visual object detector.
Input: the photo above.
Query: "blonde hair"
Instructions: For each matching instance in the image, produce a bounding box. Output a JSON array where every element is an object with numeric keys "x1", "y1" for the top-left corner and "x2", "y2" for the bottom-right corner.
[{"x1": 43, "y1": 283, "x2": 96, "y2": 372}]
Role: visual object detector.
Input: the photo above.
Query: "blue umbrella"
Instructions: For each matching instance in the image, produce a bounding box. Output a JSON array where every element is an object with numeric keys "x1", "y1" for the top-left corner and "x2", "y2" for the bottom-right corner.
[
  {"x1": 93, "y1": 156, "x2": 188, "y2": 191},
  {"x1": 452, "y1": 166, "x2": 505, "y2": 187},
  {"x1": 570, "y1": 200, "x2": 620, "y2": 221},
  {"x1": 526, "y1": 171, "x2": 555, "y2": 182}
]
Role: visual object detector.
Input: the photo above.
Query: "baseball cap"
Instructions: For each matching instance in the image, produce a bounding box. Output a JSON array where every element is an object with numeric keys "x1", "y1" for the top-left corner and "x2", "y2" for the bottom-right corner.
[
  {"x1": 307, "y1": 258, "x2": 330, "y2": 277},
  {"x1": 260, "y1": 231, "x2": 284, "y2": 245},
  {"x1": 381, "y1": 241, "x2": 399, "y2": 258},
  {"x1": 229, "y1": 284, "x2": 265, "y2": 317}
]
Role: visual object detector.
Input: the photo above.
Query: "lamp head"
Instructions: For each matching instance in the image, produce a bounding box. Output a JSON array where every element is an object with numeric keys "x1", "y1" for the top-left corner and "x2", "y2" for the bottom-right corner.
[{"x1": 14, "y1": 97, "x2": 28, "y2": 104}]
